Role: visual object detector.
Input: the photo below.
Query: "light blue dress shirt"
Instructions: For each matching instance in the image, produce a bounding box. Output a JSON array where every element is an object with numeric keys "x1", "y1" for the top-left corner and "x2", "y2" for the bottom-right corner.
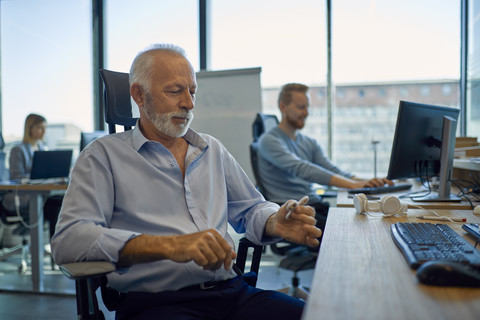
[
  {"x1": 258, "y1": 126, "x2": 353, "y2": 203},
  {"x1": 51, "y1": 124, "x2": 279, "y2": 293}
]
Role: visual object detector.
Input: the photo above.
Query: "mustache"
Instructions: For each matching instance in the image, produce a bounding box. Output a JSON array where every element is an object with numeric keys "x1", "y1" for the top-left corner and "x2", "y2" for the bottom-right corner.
[{"x1": 168, "y1": 110, "x2": 193, "y2": 119}]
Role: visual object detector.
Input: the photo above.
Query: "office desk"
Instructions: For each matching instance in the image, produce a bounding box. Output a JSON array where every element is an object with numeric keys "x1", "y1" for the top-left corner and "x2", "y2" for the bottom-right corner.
[
  {"x1": 453, "y1": 158, "x2": 480, "y2": 184},
  {"x1": 454, "y1": 158, "x2": 480, "y2": 171},
  {"x1": 302, "y1": 207, "x2": 480, "y2": 320},
  {"x1": 336, "y1": 185, "x2": 477, "y2": 210},
  {"x1": 0, "y1": 182, "x2": 67, "y2": 292}
]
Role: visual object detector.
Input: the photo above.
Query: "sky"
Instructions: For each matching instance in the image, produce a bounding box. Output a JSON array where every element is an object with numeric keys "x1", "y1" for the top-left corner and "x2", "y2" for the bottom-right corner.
[{"x1": 0, "y1": 0, "x2": 460, "y2": 138}]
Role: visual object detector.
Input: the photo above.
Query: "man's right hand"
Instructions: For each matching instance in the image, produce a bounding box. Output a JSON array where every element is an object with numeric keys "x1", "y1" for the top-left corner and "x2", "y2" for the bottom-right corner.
[
  {"x1": 167, "y1": 229, "x2": 237, "y2": 271},
  {"x1": 118, "y1": 229, "x2": 236, "y2": 272},
  {"x1": 331, "y1": 174, "x2": 393, "y2": 189},
  {"x1": 355, "y1": 177, "x2": 393, "y2": 188}
]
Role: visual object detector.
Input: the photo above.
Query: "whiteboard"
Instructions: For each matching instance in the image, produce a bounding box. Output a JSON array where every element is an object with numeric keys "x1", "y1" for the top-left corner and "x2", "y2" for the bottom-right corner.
[{"x1": 192, "y1": 67, "x2": 262, "y2": 181}]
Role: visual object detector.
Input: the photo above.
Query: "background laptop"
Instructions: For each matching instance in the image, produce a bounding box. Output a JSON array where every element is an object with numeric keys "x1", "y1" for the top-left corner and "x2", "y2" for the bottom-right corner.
[{"x1": 29, "y1": 150, "x2": 73, "y2": 181}]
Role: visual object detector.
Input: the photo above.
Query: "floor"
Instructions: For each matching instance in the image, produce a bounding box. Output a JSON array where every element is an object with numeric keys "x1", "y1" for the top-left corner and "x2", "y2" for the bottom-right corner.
[{"x1": 0, "y1": 245, "x2": 315, "y2": 319}]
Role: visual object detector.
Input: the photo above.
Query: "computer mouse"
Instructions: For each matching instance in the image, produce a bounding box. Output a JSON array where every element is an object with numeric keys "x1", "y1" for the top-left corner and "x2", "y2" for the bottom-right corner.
[{"x1": 416, "y1": 261, "x2": 480, "y2": 287}]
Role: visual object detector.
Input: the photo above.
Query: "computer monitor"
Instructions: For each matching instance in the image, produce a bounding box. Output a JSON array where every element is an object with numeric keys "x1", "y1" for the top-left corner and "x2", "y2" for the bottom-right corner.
[{"x1": 387, "y1": 100, "x2": 460, "y2": 202}]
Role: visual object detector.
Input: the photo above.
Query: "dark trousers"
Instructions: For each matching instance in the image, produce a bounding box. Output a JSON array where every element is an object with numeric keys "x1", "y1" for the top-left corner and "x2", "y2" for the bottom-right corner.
[
  {"x1": 43, "y1": 195, "x2": 63, "y2": 238},
  {"x1": 115, "y1": 275, "x2": 305, "y2": 320}
]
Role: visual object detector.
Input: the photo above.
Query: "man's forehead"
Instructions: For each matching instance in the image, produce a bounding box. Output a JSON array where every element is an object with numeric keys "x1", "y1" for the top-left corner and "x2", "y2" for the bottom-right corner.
[
  {"x1": 292, "y1": 91, "x2": 309, "y2": 100},
  {"x1": 151, "y1": 55, "x2": 196, "y2": 83}
]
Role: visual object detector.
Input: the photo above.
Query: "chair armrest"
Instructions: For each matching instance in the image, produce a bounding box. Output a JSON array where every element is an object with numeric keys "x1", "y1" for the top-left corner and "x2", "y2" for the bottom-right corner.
[
  {"x1": 236, "y1": 237, "x2": 263, "y2": 274},
  {"x1": 59, "y1": 261, "x2": 115, "y2": 280}
]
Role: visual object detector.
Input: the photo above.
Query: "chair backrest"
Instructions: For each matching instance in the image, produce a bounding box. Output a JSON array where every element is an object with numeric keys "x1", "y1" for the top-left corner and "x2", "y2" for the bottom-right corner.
[
  {"x1": 250, "y1": 142, "x2": 268, "y2": 197},
  {"x1": 99, "y1": 69, "x2": 138, "y2": 133},
  {"x1": 0, "y1": 131, "x2": 5, "y2": 150},
  {"x1": 250, "y1": 113, "x2": 279, "y2": 199},
  {"x1": 252, "y1": 113, "x2": 279, "y2": 141},
  {"x1": 80, "y1": 131, "x2": 108, "y2": 151}
]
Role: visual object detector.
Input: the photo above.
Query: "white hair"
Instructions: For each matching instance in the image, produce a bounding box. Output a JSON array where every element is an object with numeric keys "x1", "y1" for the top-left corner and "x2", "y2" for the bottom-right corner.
[{"x1": 129, "y1": 43, "x2": 187, "y2": 92}]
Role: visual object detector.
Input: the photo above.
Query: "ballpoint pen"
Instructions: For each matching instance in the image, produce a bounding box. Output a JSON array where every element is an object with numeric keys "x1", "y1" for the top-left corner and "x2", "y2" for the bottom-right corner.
[
  {"x1": 285, "y1": 196, "x2": 309, "y2": 220},
  {"x1": 419, "y1": 215, "x2": 467, "y2": 222}
]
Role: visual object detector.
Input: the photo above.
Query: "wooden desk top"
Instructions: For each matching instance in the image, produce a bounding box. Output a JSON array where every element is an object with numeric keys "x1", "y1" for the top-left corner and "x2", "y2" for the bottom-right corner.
[
  {"x1": 302, "y1": 207, "x2": 480, "y2": 320},
  {"x1": 0, "y1": 181, "x2": 68, "y2": 192}
]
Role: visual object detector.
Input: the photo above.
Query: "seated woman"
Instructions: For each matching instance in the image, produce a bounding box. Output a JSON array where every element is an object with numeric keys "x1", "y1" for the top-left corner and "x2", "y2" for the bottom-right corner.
[{"x1": 2, "y1": 113, "x2": 62, "y2": 240}]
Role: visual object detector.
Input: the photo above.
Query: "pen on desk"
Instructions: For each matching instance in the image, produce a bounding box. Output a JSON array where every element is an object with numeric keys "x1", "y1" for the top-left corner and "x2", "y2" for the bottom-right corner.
[
  {"x1": 285, "y1": 196, "x2": 309, "y2": 220},
  {"x1": 419, "y1": 215, "x2": 467, "y2": 222}
]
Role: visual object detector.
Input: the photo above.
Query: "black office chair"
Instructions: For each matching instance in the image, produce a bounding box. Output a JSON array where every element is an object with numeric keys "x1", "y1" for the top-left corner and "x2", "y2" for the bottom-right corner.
[
  {"x1": 57, "y1": 69, "x2": 264, "y2": 319},
  {"x1": 252, "y1": 113, "x2": 280, "y2": 143},
  {"x1": 0, "y1": 131, "x2": 31, "y2": 272},
  {"x1": 99, "y1": 69, "x2": 138, "y2": 133},
  {"x1": 0, "y1": 196, "x2": 30, "y2": 273},
  {"x1": 250, "y1": 112, "x2": 325, "y2": 299},
  {"x1": 80, "y1": 131, "x2": 108, "y2": 152}
]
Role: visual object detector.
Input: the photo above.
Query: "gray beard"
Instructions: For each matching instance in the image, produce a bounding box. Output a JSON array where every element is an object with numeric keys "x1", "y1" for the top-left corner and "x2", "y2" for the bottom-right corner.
[{"x1": 143, "y1": 93, "x2": 194, "y2": 138}]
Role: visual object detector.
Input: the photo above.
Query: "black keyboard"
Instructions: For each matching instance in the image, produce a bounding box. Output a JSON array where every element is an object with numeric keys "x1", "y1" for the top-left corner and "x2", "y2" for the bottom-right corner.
[
  {"x1": 348, "y1": 183, "x2": 412, "y2": 195},
  {"x1": 391, "y1": 222, "x2": 480, "y2": 269}
]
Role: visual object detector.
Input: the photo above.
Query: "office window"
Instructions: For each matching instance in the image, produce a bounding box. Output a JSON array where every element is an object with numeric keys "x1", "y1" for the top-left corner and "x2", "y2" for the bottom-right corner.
[
  {"x1": 104, "y1": 0, "x2": 198, "y2": 73},
  {"x1": 317, "y1": 89, "x2": 325, "y2": 100},
  {"x1": 466, "y1": 0, "x2": 480, "y2": 138},
  {"x1": 211, "y1": 0, "x2": 325, "y2": 87},
  {"x1": 399, "y1": 87, "x2": 409, "y2": 97},
  {"x1": 1, "y1": 0, "x2": 91, "y2": 153},
  {"x1": 332, "y1": 0, "x2": 460, "y2": 177},
  {"x1": 421, "y1": 86, "x2": 431, "y2": 97},
  {"x1": 442, "y1": 84, "x2": 452, "y2": 96},
  {"x1": 210, "y1": 0, "x2": 327, "y2": 145}
]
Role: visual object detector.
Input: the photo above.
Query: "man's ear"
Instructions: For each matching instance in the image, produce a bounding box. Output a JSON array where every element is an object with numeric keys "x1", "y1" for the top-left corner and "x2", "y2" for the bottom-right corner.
[
  {"x1": 279, "y1": 101, "x2": 287, "y2": 114},
  {"x1": 130, "y1": 83, "x2": 145, "y2": 107}
]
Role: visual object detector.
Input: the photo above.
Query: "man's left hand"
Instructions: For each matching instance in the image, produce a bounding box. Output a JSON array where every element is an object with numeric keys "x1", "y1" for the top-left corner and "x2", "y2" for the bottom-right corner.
[{"x1": 265, "y1": 199, "x2": 323, "y2": 247}]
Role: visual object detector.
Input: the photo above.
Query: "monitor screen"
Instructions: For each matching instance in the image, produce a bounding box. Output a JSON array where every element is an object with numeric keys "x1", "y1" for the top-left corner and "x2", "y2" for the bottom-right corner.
[{"x1": 387, "y1": 101, "x2": 460, "y2": 200}]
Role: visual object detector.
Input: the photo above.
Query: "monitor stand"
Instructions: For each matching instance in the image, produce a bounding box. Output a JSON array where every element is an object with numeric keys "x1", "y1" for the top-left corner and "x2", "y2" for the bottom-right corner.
[{"x1": 412, "y1": 116, "x2": 461, "y2": 202}]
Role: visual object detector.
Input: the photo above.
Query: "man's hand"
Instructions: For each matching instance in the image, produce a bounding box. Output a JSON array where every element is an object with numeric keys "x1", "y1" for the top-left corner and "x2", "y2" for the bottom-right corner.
[
  {"x1": 331, "y1": 175, "x2": 393, "y2": 189},
  {"x1": 265, "y1": 198, "x2": 323, "y2": 247},
  {"x1": 168, "y1": 229, "x2": 237, "y2": 271},
  {"x1": 118, "y1": 229, "x2": 236, "y2": 271},
  {"x1": 352, "y1": 177, "x2": 394, "y2": 189}
]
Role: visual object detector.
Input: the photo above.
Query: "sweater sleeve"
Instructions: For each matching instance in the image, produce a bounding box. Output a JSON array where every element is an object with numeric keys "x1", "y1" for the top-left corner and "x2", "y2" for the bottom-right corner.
[{"x1": 259, "y1": 130, "x2": 353, "y2": 186}]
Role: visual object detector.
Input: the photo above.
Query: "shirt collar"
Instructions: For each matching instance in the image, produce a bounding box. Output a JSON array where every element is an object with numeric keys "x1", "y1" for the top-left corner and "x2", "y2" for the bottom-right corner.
[{"x1": 132, "y1": 119, "x2": 208, "y2": 152}]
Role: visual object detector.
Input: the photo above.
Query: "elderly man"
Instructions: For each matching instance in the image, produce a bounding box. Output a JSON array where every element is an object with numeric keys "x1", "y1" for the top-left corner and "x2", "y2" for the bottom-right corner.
[{"x1": 51, "y1": 44, "x2": 321, "y2": 320}]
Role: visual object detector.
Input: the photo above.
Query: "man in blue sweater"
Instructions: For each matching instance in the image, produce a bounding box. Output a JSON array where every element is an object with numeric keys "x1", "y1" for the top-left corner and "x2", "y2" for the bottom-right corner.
[{"x1": 257, "y1": 83, "x2": 392, "y2": 205}]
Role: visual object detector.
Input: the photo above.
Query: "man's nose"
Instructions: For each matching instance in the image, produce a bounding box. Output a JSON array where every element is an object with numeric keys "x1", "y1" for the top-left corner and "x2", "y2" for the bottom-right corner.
[{"x1": 181, "y1": 90, "x2": 195, "y2": 110}]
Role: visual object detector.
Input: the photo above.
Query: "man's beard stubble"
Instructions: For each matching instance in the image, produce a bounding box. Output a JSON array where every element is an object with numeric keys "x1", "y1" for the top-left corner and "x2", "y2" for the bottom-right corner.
[{"x1": 286, "y1": 114, "x2": 305, "y2": 130}]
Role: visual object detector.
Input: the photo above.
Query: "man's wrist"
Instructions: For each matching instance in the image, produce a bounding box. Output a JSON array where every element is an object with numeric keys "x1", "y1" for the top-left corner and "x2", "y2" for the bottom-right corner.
[{"x1": 264, "y1": 213, "x2": 278, "y2": 239}]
